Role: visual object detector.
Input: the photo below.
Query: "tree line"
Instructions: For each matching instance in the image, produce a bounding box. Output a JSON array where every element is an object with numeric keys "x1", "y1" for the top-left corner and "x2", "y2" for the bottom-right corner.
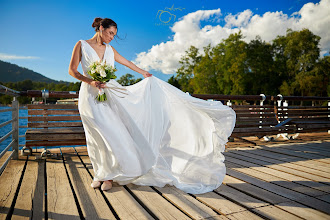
[{"x1": 169, "y1": 28, "x2": 329, "y2": 97}]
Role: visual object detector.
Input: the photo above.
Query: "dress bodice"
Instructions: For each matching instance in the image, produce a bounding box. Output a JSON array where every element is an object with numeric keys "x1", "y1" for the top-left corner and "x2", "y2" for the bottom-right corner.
[{"x1": 80, "y1": 40, "x2": 115, "y2": 78}]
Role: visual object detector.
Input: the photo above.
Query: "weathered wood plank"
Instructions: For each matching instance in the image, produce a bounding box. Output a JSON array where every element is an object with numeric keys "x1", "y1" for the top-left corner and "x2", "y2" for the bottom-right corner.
[
  {"x1": 26, "y1": 140, "x2": 86, "y2": 147},
  {"x1": 214, "y1": 184, "x2": 268, "y2": 209},
  {"x1": 0, "y1": 151, "x2": 12, "y2": 168},
  {"x1": 28, "y1": 104, "x2": 78, "y2": 109},
  {"x1": 225, "y1": 153, "x2": 330, "y2": 194},
  {"x1": 214, "y1": 183, "x2": 304, "y2": 219},
  {"x1": 226, "y1": 163, "x2": 330, "y2": 215},
  {"x1": 31, "y1": 159, "x2": 45, "y2": 220},
  {"x1": 266, "y1": 142, "x2": 330, "y2": 158},
  {"x1": 26, "y1": 133, "x2": 85, "y2": 140},
  {"x1": 226, "y1": 164, "x2": 308, "y2": 200},
  {"x1": 126, "y1": 184, "x2": 191, "y2": 219},
  {"x1": 226, "y1": 210, "x2": 263, "y2": 220},
  {"x1": 62, "y1": 147, "x2": 116, "y2": 219},
  {"x1": 281, "y1": 143, "x2": 330, "y2": 155},
  {"x1": 153, "y1": 184, "x2": 220, "y2": 219},
  {"x1": 240, "y1": 147, "x2": 330, "y2": 173},
  {"x1": 225, "y1": 155, "x2": 328, "y2": 196},
  {"x1": 222, "y1": 175, "x2": 289, "y2": 204},
  {"x1": 232, "y1": 149, "x2": 330, "y2": 179},
  {"x1": 231, "y1": 129, "x2": 297, "y2": 137},
  {"x1": 28, "y1": 115, "x2": 81, "y2": 122},
  {"x1": 317, "y1": 194, "x2": 330, "y2": 203},
  {"x1": 251, "y1": 205, "x2": 302, "y2": 220},
  {"x1": 11, "y1": 158, "x2": 38, "y2": 219},
  {"x1": 0, "y1": 158, "x2": 27, "y2": 219},
  {"x1": 75, "y1": 149, "x2": 155, "y2": 220},
  {"x1": 26, "y1": 128, "x2": 84, "y2": 134},
  {"x1": 302, "y1": 141, "x2": 330, "y2": 151},
  {"x1": 260, "y1": 145, "x2": 330, "y2": 163},
  {"x1": 28, "y1": 109, "x2": 80, "y2": 115},
  {"x1": 191, "y1": 191, "x2": 246, "y2": 215},
  {"x1": 276, "y1": 201, "x2": 330, "y2": 220},
  {"x1": 47, "y1": 155, "x2": 80, "y2": 219},
  {"x1": 26, "y1": 127, "x2": 85, "y2": 141},
  {"x1": 28, "y1": 122, "x2": 83, "y2": 128}
]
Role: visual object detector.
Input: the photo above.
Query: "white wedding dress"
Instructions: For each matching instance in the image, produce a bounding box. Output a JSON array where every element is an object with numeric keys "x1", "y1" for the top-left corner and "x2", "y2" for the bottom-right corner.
[{"x1": 78, "y1": 39, "x2": 236, "y2": 194}]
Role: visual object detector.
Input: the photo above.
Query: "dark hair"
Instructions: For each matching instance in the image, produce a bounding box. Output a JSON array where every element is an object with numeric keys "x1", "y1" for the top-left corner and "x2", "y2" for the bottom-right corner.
[{"x1": 92, "y1": 17, "x2": 125, "y2": 42}]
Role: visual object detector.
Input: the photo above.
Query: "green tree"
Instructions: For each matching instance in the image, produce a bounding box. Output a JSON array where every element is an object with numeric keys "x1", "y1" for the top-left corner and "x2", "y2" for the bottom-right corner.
[
  {"x1": 167, "y1": 75, "x2": 180, "y2": 89},
  {"x1": 275, "y1": 29, "x2": 321, "y2": 95},
  {"x1": 213, "y1": 31, "x2": 248, "y2": 95},
  {"x1": 193, "y1": 44, "x2": 219, "y2": 94},
  {"x1": 246, "y1": 36, "x2": 279, "y2": 95},
  {"x1": 175, "y1": 45, "x2": 201, "y2": 93},
  {"x1": 310, "y1": 55, "x2": 330, "y2": 96},
  {"x1": 116, "y1": 73, "x2": 142, "y2": 86}
]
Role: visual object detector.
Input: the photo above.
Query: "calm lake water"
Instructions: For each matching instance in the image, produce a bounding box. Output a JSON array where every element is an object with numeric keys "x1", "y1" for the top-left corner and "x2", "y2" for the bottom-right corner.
[
  {"x1": 0, "y1": 106, "x2": 84, "y2": 153},
  {"x1": 0, "y1": 106, "x2": 27, "y2": 152}
]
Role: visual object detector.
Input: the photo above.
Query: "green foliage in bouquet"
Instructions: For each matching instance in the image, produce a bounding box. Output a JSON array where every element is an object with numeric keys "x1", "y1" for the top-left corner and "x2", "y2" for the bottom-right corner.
[
  {"x1": 88, "y1": 60, "x2": 117, "y2": 82},
  {"x1": 87, "y1": 60, "x2": 118, "y2": 102}
]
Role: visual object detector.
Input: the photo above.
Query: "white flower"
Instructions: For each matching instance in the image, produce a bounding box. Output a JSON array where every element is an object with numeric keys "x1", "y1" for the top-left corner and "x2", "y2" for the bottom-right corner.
[
  {"x1": 98, "y1": 89, "x2": 105, "y2": 95},
  {"x1": 96, "y1": 65, "x2": 102, "y2": 73},
  {"x1": 99, "y1": 69, "x2": 106, "y2": 77}
]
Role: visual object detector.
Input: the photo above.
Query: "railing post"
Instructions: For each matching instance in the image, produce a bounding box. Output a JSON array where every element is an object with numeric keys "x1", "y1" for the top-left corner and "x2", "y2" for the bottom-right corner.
[
  {"x1": 328, "y1": 100, "x2": 330, "y2": 134},
  {"x1": 283, "y1": 100, "x2": 288, "y2": 120},
  {"x1": 12, "y1": 97, "x2": 19, "y2": 159},
  {"x1": 259, "y1": 94, "x2": 266, "y2": 129},
  {"x1": 42, "y1": 89, "x2": 49, "y2": 104},
  {"x1": 277, "y1": 94, "x2": 283, "y2": 123}
]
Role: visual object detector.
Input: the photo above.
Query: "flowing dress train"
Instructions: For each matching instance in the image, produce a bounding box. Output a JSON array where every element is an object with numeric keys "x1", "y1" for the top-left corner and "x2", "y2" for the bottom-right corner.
[{"x1": 78, "y1": 39, "x2": 236, "y2": 194}]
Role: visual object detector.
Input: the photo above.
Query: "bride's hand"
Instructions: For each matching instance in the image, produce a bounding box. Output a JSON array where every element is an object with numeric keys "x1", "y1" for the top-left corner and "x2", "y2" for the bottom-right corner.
[
  {"x1": 142, "y1": 71, "x2": 153, "y2": 78},
  {"x1": 90, "y1": 81, "x2": 106, "y2": 89}
]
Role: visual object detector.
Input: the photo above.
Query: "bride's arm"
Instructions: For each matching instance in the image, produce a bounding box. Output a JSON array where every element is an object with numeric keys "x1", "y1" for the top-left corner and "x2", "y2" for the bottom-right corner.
[
  {"x1": 68, "y1": 41, "x2": 104, "y2": 88},
  {"x1": 112, "y1": 46, "x2": 152, "y2": 78}
]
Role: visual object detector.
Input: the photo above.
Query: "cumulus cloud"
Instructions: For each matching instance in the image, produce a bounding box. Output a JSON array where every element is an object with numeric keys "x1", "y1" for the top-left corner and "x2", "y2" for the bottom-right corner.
[
  {"x1": 0, "y1": 53, "x2": 40, "y2": 60},
  {"x1": 133, "y1": 0, "x2": 330, "y2": 74}
]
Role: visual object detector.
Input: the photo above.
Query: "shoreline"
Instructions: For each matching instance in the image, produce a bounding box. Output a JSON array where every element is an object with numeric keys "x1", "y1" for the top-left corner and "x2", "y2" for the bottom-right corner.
[{"x1": 0, "y1": 104, "x2": 28, "y2": 107}]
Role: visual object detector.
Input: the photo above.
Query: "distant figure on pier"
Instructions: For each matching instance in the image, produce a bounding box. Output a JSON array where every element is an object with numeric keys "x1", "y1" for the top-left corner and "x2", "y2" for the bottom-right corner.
[{"x1": 68, "y1": 17, "x2": 236, "y2": 194}]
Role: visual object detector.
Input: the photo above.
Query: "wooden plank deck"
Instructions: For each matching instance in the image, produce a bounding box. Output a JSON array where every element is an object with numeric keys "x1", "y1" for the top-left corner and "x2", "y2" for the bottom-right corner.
[{"x1": 1, "y1": 141, "x2": 330, "y2": 219}]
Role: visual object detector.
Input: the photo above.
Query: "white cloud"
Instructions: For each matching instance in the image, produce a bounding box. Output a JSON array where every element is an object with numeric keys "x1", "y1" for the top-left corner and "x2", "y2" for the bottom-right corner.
[
  {"x1": 224, "y1": 9, "x2": 253, "y2": 28},
  {"x1": 0, "y1": 53, "x2": 40, "y2": 60},
  {"x1": 133, "y1": 0, "x2": 330, "y2": 74}
]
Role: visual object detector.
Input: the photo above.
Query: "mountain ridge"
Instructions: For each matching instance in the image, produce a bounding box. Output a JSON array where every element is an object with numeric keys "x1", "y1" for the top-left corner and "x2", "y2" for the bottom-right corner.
[{"x1": 0, "y1": 60, "x2": 69, "y2": 84}]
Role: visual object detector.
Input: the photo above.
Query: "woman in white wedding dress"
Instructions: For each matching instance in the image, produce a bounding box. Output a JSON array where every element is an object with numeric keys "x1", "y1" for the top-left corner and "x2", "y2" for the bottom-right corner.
[{"x1": 68, "y1": 17, "x2": 236, "y2": 194}]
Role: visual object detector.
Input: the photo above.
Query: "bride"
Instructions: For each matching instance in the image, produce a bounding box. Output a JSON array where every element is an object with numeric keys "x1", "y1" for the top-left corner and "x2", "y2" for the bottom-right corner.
[{"x1": 68, "y1": 17, "x2": 236, "y2": 194}]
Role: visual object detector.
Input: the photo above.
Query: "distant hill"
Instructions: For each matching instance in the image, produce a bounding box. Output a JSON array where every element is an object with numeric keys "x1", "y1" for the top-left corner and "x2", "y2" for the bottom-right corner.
[{"x1": 0, "y1": 60, "x2": 68, "y2": 84}]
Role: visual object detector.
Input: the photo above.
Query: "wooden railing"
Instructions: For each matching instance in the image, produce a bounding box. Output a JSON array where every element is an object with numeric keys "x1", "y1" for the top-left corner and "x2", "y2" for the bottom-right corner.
[
  {"x1": 1, "y1": 88, "x2": 329, "y2": 159},
  {"x1": 0, "y1": 85, "x2": 20, "y2": 174}
]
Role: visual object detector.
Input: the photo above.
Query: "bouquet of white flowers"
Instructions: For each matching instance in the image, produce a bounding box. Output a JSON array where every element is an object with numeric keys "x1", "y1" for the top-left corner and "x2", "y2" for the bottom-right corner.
[{"x1": 88, "y1": 60, "x2": 117, "y2": 102}]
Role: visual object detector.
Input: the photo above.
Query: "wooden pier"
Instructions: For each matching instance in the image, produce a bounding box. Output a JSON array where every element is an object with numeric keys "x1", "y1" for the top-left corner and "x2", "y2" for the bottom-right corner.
[{"x1": 1, "y1": 140, "x2": 330, "y2": 219}]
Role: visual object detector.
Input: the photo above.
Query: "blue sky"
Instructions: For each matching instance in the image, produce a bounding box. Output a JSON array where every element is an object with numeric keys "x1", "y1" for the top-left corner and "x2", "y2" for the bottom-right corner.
[{"x1": 0, "y1": 0, "x2": 326, "y2": 83}]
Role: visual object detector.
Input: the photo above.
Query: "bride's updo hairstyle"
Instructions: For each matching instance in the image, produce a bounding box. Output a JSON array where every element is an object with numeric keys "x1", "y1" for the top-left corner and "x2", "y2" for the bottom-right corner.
[{"x1": 92, "y1": 17, "x2": 125, "y2": 42}]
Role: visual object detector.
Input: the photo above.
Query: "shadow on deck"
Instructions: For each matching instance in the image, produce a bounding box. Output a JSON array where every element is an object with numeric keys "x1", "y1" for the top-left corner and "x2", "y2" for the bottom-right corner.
[{"x1": 1, "y1": 140, "x2": 330, "y2": 219}]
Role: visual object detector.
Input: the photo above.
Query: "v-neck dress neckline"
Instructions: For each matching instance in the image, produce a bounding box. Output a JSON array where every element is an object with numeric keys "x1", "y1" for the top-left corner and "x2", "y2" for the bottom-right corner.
[{"x1": 83, "y1": 40, "x2": 108, "y2": 62}]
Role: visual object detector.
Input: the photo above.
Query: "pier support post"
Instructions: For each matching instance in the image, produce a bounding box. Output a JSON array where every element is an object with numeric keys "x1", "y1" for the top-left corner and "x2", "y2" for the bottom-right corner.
[{"x1": 12, "y1": 97, "x2": 19, "y2": 159}]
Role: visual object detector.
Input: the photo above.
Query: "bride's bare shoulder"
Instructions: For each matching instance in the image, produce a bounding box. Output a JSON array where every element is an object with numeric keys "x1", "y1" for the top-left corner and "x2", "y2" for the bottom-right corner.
[
  {"x1": 70, "y1": 40, "x2": 83, "y2": 58},
  {"x1": 73, "y1": 40, "x2": 82, "y2": 47}
]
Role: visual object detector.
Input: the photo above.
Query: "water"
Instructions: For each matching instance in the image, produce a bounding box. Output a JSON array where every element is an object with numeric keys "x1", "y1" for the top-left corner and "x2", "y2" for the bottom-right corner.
[
  {"x1": 0, "y1": 106, "x2": 84, "y2": 153},
  {"x1": 0, "y1": 106, "x2": 27, "y2": 152}
]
